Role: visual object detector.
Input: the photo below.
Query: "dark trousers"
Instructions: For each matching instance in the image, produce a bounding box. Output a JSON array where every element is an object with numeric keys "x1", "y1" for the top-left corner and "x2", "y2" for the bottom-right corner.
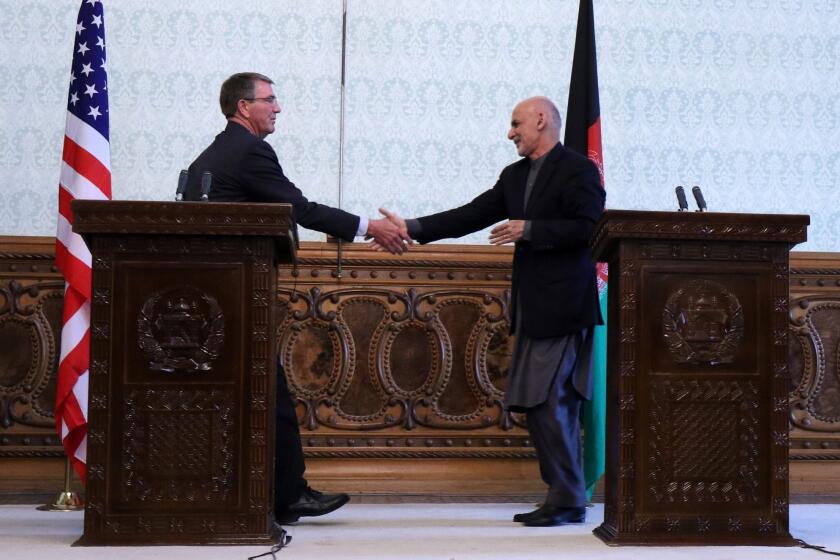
[
  {"x1": 525, "y1": 352, "x2": 586, "y2": 508},
  {"x1": 274, "y1": 359, "x2": 306, "y2": 512}
]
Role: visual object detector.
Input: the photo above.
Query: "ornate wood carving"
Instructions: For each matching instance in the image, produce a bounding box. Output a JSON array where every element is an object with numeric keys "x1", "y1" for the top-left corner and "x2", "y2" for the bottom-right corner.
[
  {"x1": 63, "y1": 200, "x2": 296, "y2": 238},
  {"x1": 662, "y1": 279, "x2": 745, "y2": 365},
  {"x1": 136, "y1": 285, "x2": 226, "y2": 373},
  {"x1": 68, "y1": 202, "x2": 291, "y2": 545},
  {"x1": 120, "y1": 388, "x2": 236, "y2": 504},
  {"x1": 590, "y1": 210, "x2": 808, "y2": 250},
  {"x1": 647, "y1": 379, "x2": 761, "y2": 505},
  {"x1": 1, "y1": 234, "x2": 839, "y2": 494},
  {"x1": 275, "y1": 242, "x2": 529, "y2": 458},
  {"x1": 788, "y1": 253, "x2": 840, "y2": 461},
  {"x1": 591, "y1": 210, "x2": 807, "y2": 546},
  {"x1": 0, "y1": 238, "x2": 65, "y2": 456}
]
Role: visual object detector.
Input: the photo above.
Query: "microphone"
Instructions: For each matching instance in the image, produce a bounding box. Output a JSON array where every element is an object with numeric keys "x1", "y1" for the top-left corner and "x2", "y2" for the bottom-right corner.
[
  {"x1": 200, "y1": 171, "x2": 212, "y2": 201},
  {"x1": 675, "y1": 186, "x2": 689, "y2": 212},
  {"x1": 175, "y1": 169, "x2": 188, "y2": 201},
  {"x1": 691, "y1": 185, "x2": 707, "y2": 212}
]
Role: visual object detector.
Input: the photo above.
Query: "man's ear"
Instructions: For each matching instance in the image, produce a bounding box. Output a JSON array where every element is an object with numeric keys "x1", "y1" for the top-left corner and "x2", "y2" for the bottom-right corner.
[
  {"x1": 237, "y1": 98, "x2": 251, "y2": 118},
  {"x1": 536, "y1": 113, "x2": 546, "y2": 130}
]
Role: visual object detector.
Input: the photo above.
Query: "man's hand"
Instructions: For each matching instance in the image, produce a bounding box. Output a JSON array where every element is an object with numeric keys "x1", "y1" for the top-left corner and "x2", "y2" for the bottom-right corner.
[
  {"x1": 367, "y1": 207, "x2": 412, "y2": 254},
  {"x1": 489, "y1": 220, "x2": 525, "y2": 245},
  {"x1": 379, "y1": 207, "x2": 409, "y2": 238}
]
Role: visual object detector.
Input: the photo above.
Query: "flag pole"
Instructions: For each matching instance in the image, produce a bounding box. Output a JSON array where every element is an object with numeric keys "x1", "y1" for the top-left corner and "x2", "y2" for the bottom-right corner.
[
  {"x1": 335, "y1": 0, "x2": 348, "y2": 278},
  {"x1": 564, "y1": 0, "x2": 606, "y2": 502},
  {"x1": 37, "y1": 454, "x2": 84, "y2": 512}
]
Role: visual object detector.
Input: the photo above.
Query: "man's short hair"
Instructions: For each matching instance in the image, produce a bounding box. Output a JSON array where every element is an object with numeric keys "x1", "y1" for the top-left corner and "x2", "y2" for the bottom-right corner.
[
  {"x1": 219, "y1": 72, "x2": 274, "y2": 118},
  {"x1": 535, "y1": 97, "x2": 562, "y2": 130},
  {"x1": 547, "y1": 102, "x2": 562, "y2": 129}
]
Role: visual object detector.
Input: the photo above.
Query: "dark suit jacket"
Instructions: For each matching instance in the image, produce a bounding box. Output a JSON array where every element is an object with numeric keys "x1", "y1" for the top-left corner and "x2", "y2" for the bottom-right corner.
[
  {"x1": 414, "y1": 142, "x2": 605, "y2": 339},
  {"x1": 184, "y1": 121, "x2": 360, "y2": 241}
]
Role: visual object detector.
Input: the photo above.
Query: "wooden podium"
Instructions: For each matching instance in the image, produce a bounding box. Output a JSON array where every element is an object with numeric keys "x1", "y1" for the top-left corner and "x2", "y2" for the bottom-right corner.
[
  {"x1": 71, "y1": 200, "x2": 296, "y2": 545},
  {"x1": 590, "y1": 210, "x2": 808, "y2": 546}
]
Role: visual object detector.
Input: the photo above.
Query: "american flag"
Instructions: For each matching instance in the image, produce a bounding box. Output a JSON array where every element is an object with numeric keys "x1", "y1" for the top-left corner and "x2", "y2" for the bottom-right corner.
[{"x1": 55, "y1": 0, "x2": 111, "y2": 482}]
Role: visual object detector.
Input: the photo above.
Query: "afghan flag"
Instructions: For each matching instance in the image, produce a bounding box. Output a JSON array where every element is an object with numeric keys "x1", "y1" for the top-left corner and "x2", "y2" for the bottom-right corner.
[{"x1": 564, "y1": 0, "x2": 607, "y2": 501}]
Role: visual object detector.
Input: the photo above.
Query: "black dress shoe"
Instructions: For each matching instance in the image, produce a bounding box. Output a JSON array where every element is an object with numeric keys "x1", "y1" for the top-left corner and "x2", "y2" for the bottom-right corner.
[
  {"x1": 513, "y1": 507, "x2": 541, "y2": 523},
  {"x1": 521, "y1": 505, "x2": 586, "y2": 527},
  {"x1": 276, "y1": 486, "x2": 350, "y2": 524}
]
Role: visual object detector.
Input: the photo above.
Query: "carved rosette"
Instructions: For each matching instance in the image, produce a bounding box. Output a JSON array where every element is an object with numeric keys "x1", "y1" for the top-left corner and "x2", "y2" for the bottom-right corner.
[
  {"x1": 769, "y1": 250, "x2": 793, "y2": 519},
  {"x1": 246, "y1": 242, "x2": 275, "y2": 518},
  {"x1": 84, "y1": 235, "x2": 114, "y2": 535},
  {"x1": 613, "y1": 243, "x2": 639, "y2": 533}
]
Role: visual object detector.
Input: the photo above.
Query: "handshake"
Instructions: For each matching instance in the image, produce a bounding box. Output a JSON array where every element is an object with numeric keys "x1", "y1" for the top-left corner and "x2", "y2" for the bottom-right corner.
[
  {"x1": 365, "y1": 208, "x2": 412, "y2": 255},
  {"x1": 366, "y1": 208, "x2": 527, "y2": 255}
]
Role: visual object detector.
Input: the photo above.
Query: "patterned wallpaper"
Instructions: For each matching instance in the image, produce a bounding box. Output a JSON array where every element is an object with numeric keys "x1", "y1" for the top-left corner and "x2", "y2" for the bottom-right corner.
[{"x1": 1, "y1": 0, "x2": 838, "y2": 250}]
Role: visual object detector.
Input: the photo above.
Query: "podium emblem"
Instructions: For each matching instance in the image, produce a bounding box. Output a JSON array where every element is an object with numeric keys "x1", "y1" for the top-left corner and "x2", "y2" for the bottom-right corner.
[
  {"x1": 137, "y1": 286, "x2": 225, "y2": 372},
  {"x1": 662, "y1": 280, "x2": 744, "y2": 365}
]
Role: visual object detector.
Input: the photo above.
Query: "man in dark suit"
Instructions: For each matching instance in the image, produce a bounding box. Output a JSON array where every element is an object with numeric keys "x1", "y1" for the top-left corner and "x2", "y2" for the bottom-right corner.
[
  {"x1": 379, "y1": 96, "x2": 605, "y2": 527},
  {"x1": 184, "y1": 72, "x2": 409, "y2": 524}
]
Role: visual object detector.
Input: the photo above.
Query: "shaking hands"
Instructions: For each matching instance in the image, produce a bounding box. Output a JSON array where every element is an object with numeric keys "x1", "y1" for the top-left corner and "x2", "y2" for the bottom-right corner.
[
  {"x1": 366, "y1": 207, "x2": 413, "y2": 254},
  {"x1": 368, "y1": 210, "x2": 525, "y2": 252}
]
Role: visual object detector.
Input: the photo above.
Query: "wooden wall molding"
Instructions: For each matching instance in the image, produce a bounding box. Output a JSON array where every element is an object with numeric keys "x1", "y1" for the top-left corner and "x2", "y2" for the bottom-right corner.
[{"x1": 1, "y1": 237, "x2": 839, "y2": 498}]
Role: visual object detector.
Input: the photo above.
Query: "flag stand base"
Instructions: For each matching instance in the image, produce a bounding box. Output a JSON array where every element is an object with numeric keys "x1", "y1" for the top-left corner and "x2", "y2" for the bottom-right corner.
[{"x1": 37, "y1": 455, "x2": 84, "y2": 512}]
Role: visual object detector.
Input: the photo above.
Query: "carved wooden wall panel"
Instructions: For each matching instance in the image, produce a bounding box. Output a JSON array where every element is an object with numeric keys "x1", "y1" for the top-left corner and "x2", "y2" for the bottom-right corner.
[
  {"x1": 275, "y1": 244, "x2": 528, "y2": 457},
  {"x1": 788, "y1": 253, "x2": 840, "y2": 461},
  {"x1": 1, "y1": 236, "x2": 839, "y2": 495},
  {"x1": 0, "y1": 237, "x2": 65, "y2": 459}
]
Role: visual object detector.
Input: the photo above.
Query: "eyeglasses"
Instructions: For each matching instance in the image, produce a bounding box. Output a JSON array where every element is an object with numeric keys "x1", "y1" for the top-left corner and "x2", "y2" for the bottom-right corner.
[{"x1": 244, "y1": 96, "x2": 279, "y2": 106}]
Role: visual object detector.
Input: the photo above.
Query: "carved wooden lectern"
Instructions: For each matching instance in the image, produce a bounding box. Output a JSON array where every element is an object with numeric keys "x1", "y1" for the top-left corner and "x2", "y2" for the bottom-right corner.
[
  {"x1": 590, "y1": 210, "x2": 808, "y2": 546},
  {"x1": 71, "y1": 200, "x2": 296, "y2": 545}
]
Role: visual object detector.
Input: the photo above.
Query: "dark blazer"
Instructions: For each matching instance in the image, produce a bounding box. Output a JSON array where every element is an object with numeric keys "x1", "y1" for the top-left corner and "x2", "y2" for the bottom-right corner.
[
  {"x1": 184, "y1": 121, "x2": 360, "y2": 241},
  {"x1": 415, "y1": 142, "x2": 605, "y2": 339}
]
